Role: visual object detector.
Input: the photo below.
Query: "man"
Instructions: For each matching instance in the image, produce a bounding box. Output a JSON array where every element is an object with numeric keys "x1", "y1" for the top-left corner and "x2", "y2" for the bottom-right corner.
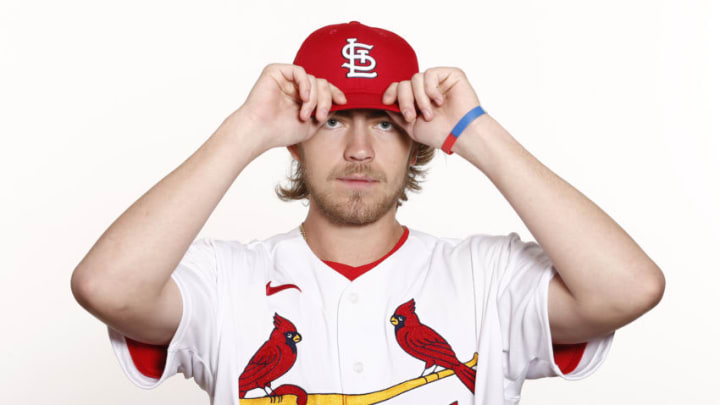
[{"x1": 71, "y1": 21, "x2": 665, "y2": 405}]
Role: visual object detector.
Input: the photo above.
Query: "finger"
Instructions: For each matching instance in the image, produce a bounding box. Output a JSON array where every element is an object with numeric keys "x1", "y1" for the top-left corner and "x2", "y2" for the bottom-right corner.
[
  {"x1": 278, "y1": 64, "x2": 310, "y2": 102},
  {"x1": 411, "y1": 72, "x2": 433, "y2": 120},
  {"x1": 328, "y1": 82, "x2": 347, "y2": 105},
  {"x1": 386, "y1": 111, "x2": 416, "y2": 140},
  {"x1": 315, "y1": 79, "x2": 331, "y2": 122},
  {"x1": 424, "y1": 69, "x2": 444, "y2": 106},
  {"x1": 386, "y1": 110, "x2": 409, "y2": 131},
  {"x1": 301, "y1": 74, "x2": 318, "y2": 121},
  {"x1": 382, "y1": 82, "x2": 399, "y2": 105},
  {"x1": 293, "y1": 65, "x2": 311, "y2": 102},
  {"x1": 397, "y1": 80, "x2": 416, "y2": 122}
]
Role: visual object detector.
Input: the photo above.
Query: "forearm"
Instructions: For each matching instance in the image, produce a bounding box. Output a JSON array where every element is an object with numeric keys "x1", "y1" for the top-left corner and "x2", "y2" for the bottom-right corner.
[
  {"x1": 71, "y1": 109, "x2": 266, "y2": 309},
  {"x1": 454, "y1": 114, "x2": 664, "y2": 312}
]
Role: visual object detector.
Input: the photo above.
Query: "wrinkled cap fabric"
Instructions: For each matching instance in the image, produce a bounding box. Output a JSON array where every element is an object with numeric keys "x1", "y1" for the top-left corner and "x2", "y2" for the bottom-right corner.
[{"x1": 293, "y1": 21, "x2": 419, "y2": 117}]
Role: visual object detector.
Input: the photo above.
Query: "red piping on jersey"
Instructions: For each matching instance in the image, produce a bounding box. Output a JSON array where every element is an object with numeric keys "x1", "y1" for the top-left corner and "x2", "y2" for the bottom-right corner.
[
  {"x1": 321, "y1": 225, "x2": 409, "y2": 281},
  {"x1": 125, "y1": 225, "x2": 585, "y2": 378}
]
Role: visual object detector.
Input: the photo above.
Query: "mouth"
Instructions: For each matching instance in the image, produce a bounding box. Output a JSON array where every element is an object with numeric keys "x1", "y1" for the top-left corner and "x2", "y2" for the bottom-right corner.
[
  {"x1": 337, "y1": 176, "x2": 379, "y2": 188},
  {"x1": 338, "y1": 175, "x2": 378, "y2": 182}
]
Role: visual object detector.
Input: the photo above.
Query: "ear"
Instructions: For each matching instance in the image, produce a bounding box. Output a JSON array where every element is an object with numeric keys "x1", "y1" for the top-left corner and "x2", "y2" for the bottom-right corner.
[{"x1": 409, "y1": 143, "x2": 418, "y2": 166}]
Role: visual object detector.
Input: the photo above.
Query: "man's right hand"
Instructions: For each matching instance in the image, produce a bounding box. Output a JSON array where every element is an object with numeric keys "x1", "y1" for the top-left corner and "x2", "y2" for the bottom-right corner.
[
  {"x1": 71, "y1": 65, "x2": 349, "y2": 348},
  {"x1": 233, "y1": 63, "x2": 347, "y2": 152}
]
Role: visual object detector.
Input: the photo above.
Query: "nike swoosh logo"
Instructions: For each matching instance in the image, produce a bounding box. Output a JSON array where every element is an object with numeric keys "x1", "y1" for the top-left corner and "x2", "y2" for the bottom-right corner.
[{"x1": 266, "y1": 281, "x2": 302, "y2": 296}]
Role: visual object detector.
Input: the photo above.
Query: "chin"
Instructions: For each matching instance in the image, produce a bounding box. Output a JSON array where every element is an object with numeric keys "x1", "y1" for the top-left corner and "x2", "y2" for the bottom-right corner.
[
  {"x1": 305, "y1": 176, "x2": 403, "y2": 225},
  {"x1": 316, "y1": 194, "x2": 395, "y2": 226}
]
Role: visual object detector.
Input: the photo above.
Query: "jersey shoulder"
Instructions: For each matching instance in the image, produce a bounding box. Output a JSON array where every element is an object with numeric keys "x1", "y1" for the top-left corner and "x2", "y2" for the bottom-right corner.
[
  {"x1": 208, "y1": 226, "x2": 303, "y2": 257},
  {"x1": 407, "y1": 227, "x2": 507, "y2": 253}
]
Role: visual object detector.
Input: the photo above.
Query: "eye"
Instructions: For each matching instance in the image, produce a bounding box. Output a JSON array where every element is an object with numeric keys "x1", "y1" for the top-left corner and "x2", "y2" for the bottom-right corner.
[
  {"x1": 377, "y1": 120, "x2": 394, "y2": 130},
  {"x1": 325, "y1": 118, "x2": 341, "y2": 128}
]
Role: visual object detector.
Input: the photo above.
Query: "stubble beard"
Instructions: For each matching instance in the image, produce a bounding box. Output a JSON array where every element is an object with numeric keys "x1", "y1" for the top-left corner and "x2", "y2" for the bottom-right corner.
[{"x1": 302, "y1": 160, "x2": 410, "y2": 226}]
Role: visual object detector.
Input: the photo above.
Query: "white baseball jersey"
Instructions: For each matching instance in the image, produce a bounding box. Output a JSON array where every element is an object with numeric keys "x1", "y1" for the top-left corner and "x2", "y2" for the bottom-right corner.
[{"x1": 108, "y1": 225, "x2": 614, "y2": 405}]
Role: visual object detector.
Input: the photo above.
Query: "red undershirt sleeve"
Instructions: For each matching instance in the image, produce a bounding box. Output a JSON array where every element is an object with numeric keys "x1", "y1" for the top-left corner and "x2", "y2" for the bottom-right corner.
[
  {"x1": 126, "y1": 338, "x2": 169, "y2": 379},
  {"x1": 495, "y1": 232, "x2": 615, "y2": 381}
]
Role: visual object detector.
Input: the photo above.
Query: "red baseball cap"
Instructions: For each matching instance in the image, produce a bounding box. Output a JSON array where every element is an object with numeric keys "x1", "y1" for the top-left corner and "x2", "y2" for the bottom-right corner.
[{"x1": 292, "y1": 21, "x2": 419, "y2": 117}]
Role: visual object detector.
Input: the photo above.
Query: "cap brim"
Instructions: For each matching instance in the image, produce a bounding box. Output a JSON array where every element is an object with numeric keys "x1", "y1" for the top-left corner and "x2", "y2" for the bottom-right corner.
[{"x1": 310, "y1": 92, "x2": 403, "y2": 118}]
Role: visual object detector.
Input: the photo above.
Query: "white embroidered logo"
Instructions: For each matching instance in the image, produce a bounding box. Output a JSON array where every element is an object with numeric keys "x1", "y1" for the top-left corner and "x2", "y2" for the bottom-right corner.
[{"x1": 341, "y1": 38, "x2": 377, "y2": 78}]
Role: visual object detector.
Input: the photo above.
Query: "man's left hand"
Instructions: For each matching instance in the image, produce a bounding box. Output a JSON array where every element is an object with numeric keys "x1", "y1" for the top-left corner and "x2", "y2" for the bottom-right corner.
[{"x1": 382, "y1": 67, "x2": 482, "y2": 150}]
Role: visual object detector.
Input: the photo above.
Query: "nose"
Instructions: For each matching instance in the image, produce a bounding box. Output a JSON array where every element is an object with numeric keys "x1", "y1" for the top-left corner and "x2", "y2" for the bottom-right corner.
[{"x1": 343, "y1": 121, "x2": 374, "y2": 163}]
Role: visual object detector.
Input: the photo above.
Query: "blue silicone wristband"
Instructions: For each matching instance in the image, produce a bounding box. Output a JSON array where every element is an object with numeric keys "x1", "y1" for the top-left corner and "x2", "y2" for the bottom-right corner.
[
  {"x1": 441, "y1": 105, "x2": 487, "y2": 155},
  {"x1": 450, "y1": 105, "x2": 486, "y2": 137}
]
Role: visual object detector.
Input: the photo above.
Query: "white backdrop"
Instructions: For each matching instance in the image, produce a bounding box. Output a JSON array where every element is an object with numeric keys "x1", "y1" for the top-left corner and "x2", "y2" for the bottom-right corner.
[{"x1": 1, "y1": 0, "x2": 717, "y2": 404}]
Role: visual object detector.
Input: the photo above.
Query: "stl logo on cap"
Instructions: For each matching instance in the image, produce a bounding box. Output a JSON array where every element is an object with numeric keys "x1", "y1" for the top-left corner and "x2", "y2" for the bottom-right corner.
[
  {"x1": 341, "y1": 38, "x2": 377, "y2": 78},
  {"x1": 293, "y1": 21, "x2": 418, "y2": 113}
]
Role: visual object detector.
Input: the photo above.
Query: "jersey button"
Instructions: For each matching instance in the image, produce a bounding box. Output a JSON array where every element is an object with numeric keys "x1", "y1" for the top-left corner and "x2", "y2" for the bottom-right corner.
[
  {"x1": 353, "y1": 362, "x2": 364, "y2": 373},
  {"x1": 348, "y1": 292, "x2": 359, "y2": 303}
]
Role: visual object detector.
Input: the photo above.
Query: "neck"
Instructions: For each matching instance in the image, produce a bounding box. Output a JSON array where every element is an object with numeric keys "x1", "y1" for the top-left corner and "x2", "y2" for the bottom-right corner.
[{"x1": 302, "y1": 205, "x2": 405, "y2": 267}]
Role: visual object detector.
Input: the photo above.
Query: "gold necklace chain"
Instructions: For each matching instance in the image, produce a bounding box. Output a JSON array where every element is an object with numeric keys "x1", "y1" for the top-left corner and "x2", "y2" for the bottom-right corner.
[
  {"x1": 300, "y1": 223, "x2": 404, "y2": 244},
  {"x1": 300, "y1": 222, "x2": 307, "y2": 241},
  {"x1": 301, "y1": 222, "x2": 405, "y2": 264}
]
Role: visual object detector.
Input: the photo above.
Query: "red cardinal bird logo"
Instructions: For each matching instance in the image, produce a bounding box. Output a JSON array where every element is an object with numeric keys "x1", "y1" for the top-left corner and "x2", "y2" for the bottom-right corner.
[
  {"x1": 390, "y1": 298, "x2": 476, "y2": 393},
  {"x1": 238, "y1": 313, "x2": 302, "y2": 399}
]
